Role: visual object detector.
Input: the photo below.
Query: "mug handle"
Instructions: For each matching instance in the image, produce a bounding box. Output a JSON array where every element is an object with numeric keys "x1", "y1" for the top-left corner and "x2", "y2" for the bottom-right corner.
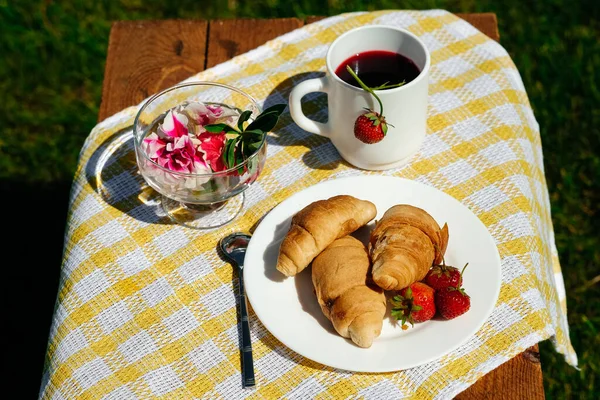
[{"x1": 289, "y1": 77, "x2": 330, "y2": 137}]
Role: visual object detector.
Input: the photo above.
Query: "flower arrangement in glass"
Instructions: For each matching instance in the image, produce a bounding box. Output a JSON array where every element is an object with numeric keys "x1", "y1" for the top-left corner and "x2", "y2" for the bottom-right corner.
[{"x1": 133, "y1": 82, "x2": 284, "y2": 229}]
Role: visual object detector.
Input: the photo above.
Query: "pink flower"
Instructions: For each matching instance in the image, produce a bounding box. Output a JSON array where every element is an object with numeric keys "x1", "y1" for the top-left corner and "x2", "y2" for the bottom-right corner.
[
  {"x1": 144, "y1": 133, "x2": 168, "y2": 159},
  {"x1": 160, "y1": 110, "x2": 189, "y2": 138},
  {"x1": 144, "y1": 133, "x2": 209, "y2": 174},
  {"x1": 198, "y1": 131, "x2": 228, "y2": 172},
  {"x1": 184, "y1": 102, "x2": 238, "y2": 126},
  {"x1": 207, "y1": 104, "x2": 224, "y2": 117}
]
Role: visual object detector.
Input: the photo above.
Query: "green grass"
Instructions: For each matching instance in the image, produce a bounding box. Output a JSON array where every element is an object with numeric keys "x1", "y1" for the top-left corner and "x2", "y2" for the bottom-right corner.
[{"x1": 1, "y1": 0, "x2": 598, "y2": 398}]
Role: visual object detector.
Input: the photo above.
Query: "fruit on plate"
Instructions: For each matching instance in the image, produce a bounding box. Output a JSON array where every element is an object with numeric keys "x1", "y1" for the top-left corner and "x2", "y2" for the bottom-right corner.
[
  {"x1": 276, "y1": 195, "x2": 376, "y2": 277},
  {"x1": 390, "y1": 282, "x2": 436, "y2": 329},
  {"x1": 369, "y1": 204, "x2": 449, "y2": 291},
  {"x1": 312, "y1": 236, "x2": 386, "y2": 348},
  {"x1": 435, "y1": 264, "x2": 471, "y2": 319},
  {"x1": 424, "y1": 257, "x2": 463, "y2": 290}
]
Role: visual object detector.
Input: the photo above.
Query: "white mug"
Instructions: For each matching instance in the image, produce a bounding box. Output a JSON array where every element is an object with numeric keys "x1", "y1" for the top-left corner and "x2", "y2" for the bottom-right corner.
[{"x1": 289, "y1": 25, "x2": 430, "y2": 170}]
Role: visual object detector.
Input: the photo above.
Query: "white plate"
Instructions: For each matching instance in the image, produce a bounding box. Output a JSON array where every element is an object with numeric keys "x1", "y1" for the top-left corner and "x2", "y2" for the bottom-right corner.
[{"x1": 244, "y1": 176, "x2": 501, "y2": 372}]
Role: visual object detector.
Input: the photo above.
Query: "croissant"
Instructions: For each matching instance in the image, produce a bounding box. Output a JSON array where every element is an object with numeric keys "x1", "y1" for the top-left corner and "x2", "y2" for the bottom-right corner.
[
  {"x1": 312, "y1": 236, "x2": 386, "y2": 348},
  {"x1": 276, "y1": 195, "x2": 377, "y2": 277},
  {"x1": 370, "y1": 205, "x2": 449, "y2": 291}
]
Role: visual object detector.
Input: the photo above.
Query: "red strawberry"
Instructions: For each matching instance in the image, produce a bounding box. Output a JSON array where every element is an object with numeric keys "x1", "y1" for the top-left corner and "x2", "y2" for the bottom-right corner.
[
  {"x1": 434, "y1": 269, "x2": 471, "y2": 319},
  {"x1": 424, "y1": 261, "x2": 465, "y2": 290},
  {"x1": 354, "y1": 111, "x2": 387, "y2": 144},
  {"x1": 390, "y1": 282, "x2": 436, "y2": 329},
  {"x1": 345, "y1": 65, "x2": 404, "y2": 145},
  {"x1": 435, "y1": 287, "x2": 471, "y2": 319}
]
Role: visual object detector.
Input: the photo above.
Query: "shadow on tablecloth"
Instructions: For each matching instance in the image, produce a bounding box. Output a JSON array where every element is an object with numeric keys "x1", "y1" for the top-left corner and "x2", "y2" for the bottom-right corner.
[
  {"x1": 85, "y1": 127, "x2": 173, "y2": 226},
  {"x1": 263, "y1": 71, "x2": 354, "y2": 172}
]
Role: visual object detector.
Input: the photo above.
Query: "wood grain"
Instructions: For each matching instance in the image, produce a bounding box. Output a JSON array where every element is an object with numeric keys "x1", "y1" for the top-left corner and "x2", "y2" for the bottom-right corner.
[
  {"x1": 456, "y1": 345, "x2": 545, "y2": 399},
  {"x1": 99, "y1": 15, "x2": 542, "y2": 399},
  {"x1": 456, "y1": 13, "x2": 500, "y2": 41},
  {"x1": 99, "y1": 20, "x2": 208, "y2": 121},
  {"x1": 206, "y1": 18, "x2": 304, "y2": 67}
]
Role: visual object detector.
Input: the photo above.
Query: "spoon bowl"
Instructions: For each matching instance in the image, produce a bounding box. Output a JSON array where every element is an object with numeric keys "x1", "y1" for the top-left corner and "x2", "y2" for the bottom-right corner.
[{"x1": 220, "y1": 233, "x2": 252, "y2": 266}]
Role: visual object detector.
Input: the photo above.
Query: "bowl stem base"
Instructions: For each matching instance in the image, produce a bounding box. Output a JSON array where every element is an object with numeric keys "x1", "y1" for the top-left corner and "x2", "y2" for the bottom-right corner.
[{"x1": 162, "y1": 193, "x2": 245, "y2": 229}]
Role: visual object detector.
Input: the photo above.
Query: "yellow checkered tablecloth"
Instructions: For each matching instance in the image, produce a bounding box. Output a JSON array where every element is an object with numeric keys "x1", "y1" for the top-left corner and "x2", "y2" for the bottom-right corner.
[{"x1": 40, "y1": 10, "x2": 577, "y2": 399}]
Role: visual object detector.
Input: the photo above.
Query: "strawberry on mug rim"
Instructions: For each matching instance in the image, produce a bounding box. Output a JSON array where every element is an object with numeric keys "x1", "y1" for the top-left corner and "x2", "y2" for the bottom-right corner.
[{"x1": 345, "y1": 65, "x2": 405, "y2": 144}]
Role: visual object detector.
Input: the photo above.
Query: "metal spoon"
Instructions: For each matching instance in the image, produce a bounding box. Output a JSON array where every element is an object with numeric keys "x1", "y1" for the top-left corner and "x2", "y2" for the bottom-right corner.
[{"x1": 219, "y1": 232, "x2": 255, "y2": 388}]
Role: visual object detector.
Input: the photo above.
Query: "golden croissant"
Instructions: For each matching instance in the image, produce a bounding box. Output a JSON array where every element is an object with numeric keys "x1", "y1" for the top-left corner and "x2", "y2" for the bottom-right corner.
[
  {"x1": 276, "y1": 195, "x2": 377, "y2": 277},
  {"x1": 370, "y1": 205, "x2": 449, "y2": 291},
  {"x1": 312, "y1": 236, "x2": 386, "y2": 348}
]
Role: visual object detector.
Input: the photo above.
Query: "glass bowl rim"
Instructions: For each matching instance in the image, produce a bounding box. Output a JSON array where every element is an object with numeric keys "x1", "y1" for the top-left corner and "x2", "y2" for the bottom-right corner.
[{"x1": 133, "y1": 81, "x2": 265, "y2": 178}]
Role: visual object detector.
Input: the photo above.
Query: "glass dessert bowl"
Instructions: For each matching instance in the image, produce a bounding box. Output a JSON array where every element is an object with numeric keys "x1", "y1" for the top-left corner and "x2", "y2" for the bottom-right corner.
[{"x1": 133, "y1": 82, "x2": 270, "y2": 229}]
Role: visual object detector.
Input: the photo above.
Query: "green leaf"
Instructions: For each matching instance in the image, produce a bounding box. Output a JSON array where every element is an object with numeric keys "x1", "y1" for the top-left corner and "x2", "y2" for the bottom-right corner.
[
  {"x1": 237, "y1": 110, "x2": 253, "y2": 131},
  {"x1": 242, "y1": 129, "x2": 264, "y2": 139},
  {"x1": 247, "y1": 141, "x2": 261, "y2": 153},
  {"x1": 238, "y1": 128, "x2": 264, "y2": 159},
  {"x1": 246, "y1": 113, "x2": 279, "y2": 133},
  {"x1": 235, "y1": 146, "x2": 246, "y2": 174},
  {"x1": 240, "y1": 137, "x2": 247, "y2": 158},
  {"x1": 213, "y1": 104, "x2": 283, "y2": 171},
  {"x1": 244, "y1": 137, "x2": 256, "y2": 158},
  {"x1": 382, "y1": 123, "x2": 388, "y2": 135},
  {"x1": 246, "y1": 107, "x2": 285, "y2": 130},
  {"x1": 244, "y1": 104, "x2": 286, "y2": 133},
  {"x1": 221, "y1": 140, "x2": 232, "y2": 168},
  {"x1": 205, "y1": 124, "x2": 226, "y2": 133},
  {"x1": 390, "y1": 309, "x2": 404, "y2": 320},
  {"x1": 222, "y1": 138, "x2": 239, "y2": 168},
  {"x1": 205, "y1": 123, "x2": 239, "y2": 134},
  {"x1": 261, "y1": 103, "x2": 287, "y2": 116},
  {"x1": 228, "y1": 141, "x2": 238, "y2": 168}
]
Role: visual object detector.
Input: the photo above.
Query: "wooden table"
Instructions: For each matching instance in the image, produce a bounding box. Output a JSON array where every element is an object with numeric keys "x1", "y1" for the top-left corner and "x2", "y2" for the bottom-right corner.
[{"x1": 99, "y1": 14, "x2": 544, "y2": 399}]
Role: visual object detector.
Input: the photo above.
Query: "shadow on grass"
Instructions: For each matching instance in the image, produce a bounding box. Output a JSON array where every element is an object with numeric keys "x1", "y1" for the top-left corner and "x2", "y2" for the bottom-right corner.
[{"x1": 0, "y1": 179, "x2": 71, "y2": 398}]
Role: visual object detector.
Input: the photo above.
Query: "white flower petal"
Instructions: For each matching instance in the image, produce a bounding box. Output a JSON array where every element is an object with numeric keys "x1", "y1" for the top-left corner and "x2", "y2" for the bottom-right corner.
[
  {"x1": 172, "y1": 136, "x2": 186, "y2": 150},
  {"x1": 172, "y1": 110, "x2": 189, "y2": 126},
  {"x1": 161, "y1": 110, "x2": 175, "y2": 133},
  {"x1": 183, "y1": 102, "x2": 210, "y2": 120}
]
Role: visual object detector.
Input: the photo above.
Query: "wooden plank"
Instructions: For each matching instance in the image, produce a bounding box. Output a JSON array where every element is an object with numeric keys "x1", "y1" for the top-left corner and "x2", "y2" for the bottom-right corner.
[
  {"x1": 99, "y1": 20, "x2": 208, "y2": 121},
  {"x1": 456, "y1": 13, "x2": 500, "y2": 42},
  {"x1": 98, "y1": 14, "x2": 497, "y2": 122},
  {"x1": 206, "y1": 18, "x2": 304, "y2": 68},
  {"x1": 305, "y1": 16, "x2": 326, "y2": 24},
  {"x1": 99, "y1": 15, "x2": 542, "y2": 400},
  {"x1": 456, "y1": 345, "x2": 545, "y2": 399},
  {"x1": 307, "y1": 13, "x2": 500, "y2": 42}
]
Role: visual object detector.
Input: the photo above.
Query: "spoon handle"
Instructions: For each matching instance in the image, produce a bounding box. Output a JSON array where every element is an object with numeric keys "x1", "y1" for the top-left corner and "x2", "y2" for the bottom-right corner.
[{"x1": 238, "y1": 266, "x2": 255, "y2": 387}]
